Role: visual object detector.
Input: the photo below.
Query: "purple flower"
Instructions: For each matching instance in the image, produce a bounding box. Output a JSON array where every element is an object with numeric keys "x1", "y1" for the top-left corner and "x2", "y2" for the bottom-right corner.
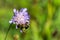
[{"x1": 9, "y1": 8, "x2": 30, "y2": 32}]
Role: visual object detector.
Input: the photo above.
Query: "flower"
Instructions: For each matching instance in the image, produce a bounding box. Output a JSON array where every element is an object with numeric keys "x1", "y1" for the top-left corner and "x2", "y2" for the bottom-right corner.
[{"x1": 9, "y1": 8, "x2": 30, "y2": 32}]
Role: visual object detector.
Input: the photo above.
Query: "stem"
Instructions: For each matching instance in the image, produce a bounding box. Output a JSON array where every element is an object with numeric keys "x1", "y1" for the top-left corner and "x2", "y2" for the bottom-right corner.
[
  {"x1": 5, "y1": 23, "x2": 12, "y2": 40},
  {"x1": 43, "y1": 2, "x2": 54, "y2": 40},
  {"x1": 30, "y1": 20, "x2": 39, "y2": 40}
]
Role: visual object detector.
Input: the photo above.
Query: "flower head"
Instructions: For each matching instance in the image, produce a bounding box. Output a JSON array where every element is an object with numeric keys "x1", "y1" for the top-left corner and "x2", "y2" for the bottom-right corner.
[{"x1": 9, "y1": 8, "x2": 30, "y2": 32}]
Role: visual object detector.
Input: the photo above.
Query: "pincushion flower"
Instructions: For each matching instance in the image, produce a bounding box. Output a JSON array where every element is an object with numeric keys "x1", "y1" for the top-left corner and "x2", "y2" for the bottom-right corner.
[{"x1": 9, "y1": 8, "x2": 30, "y2": 32}]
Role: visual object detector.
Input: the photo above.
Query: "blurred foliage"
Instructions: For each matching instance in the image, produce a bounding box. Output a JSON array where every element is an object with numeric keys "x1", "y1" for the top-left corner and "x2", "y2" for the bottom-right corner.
[{"x1": 0, "y1": 0, "x2": 60, "y2": 40}]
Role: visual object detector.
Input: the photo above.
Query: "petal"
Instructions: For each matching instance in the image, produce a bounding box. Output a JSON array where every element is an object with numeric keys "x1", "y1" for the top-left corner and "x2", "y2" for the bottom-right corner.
[
  {"x1": 23, "y1": 8, "x2": 27, "y2": 12},
  {"x1": 13, "y1": 8, "x2": 16, "y2": 13},
  {"x1": 20, "y1": 30, "x2": 23, "y2": 33},
  {"x1": 20, "y1": 8, "x2": 24, "y2": 12},
  {"x1": 16, "y1": 25, "x2": 18, "y2": 29},
  {"x1": 9, "y1": 20, "x2": 13, "y2": 24},
  {"x1": 23, "y1": 12, "x2": 28, "y2": 16}
]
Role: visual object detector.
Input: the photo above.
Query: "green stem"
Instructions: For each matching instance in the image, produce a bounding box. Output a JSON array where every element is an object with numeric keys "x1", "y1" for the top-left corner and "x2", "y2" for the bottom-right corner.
[{"x1": 5, "y1": 23, "x2": 12, "y2": 40}]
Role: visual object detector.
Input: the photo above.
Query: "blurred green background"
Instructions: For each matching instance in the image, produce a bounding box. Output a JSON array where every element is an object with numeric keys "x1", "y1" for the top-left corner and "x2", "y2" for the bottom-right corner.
[{"x1": 0, "y1": 0, "x2": 60, "y2": 40}]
